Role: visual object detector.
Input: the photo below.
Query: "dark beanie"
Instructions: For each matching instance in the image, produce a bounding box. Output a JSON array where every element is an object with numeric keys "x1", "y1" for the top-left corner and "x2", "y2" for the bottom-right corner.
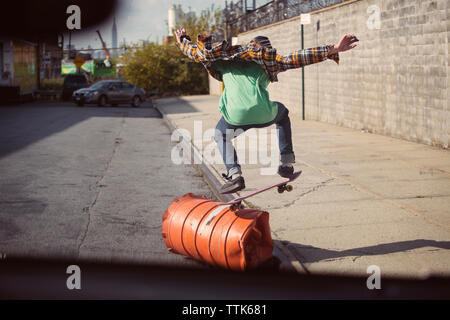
[{"x1": 252, "y1": 36, "x2": 272, "y2": 49}]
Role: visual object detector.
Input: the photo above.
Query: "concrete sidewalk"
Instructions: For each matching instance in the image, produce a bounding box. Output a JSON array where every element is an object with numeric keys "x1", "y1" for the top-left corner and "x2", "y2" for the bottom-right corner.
[{"x1": 155, "y1": 95, "x2": 450, "y2": 278}]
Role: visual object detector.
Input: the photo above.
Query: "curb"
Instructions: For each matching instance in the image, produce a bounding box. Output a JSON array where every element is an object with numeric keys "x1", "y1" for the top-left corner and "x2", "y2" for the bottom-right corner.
[{"x1": 155, "y1": 99, "x2": 306, "y2": 274}]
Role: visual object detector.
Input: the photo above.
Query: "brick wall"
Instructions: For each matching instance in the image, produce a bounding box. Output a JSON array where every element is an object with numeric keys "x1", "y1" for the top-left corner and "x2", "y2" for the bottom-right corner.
[{"x1": 232, "y1": 0, "x2": 449, "y2": 148}]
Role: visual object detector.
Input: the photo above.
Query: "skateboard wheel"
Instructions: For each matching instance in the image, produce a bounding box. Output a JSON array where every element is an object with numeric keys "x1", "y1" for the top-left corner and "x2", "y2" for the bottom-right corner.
[
  {"x1": 231, "y1": 203, "x2": 243, "y2": 211},
  {"x1": 277, "y1": 186, "x2": 284, "y2": 194},
  {"x1": 286, "y1": 185, "x2": 293, "y2": 192}
]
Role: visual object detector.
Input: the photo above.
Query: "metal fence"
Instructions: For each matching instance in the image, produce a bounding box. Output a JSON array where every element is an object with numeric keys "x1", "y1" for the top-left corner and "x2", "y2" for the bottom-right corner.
[{"x1": 223, "y1": 0, "x2": 349, "y2": 37}]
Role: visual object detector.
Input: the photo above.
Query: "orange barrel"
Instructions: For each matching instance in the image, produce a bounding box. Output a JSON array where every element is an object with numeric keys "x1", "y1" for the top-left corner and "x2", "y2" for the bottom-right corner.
[{"x1": 162, "y1": 193, "x2": 273, "y2": 271}]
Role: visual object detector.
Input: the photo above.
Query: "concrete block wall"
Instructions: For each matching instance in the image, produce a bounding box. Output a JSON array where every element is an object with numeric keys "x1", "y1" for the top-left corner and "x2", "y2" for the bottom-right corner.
[
  {"x1": 235, "y1": 0, "x2": 449, "y2": 148},
  {"x1": 208, "y1": 75, "x2": 222, "y2": 96}
]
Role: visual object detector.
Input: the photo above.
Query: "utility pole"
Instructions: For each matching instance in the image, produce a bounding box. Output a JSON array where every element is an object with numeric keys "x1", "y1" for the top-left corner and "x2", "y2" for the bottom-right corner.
[
  {"x1": 300, "y1": 13, "x2": 311, "y2": 121},
  {"x1": 224, "y1": 0, "x2": 228, "y2": 41},
  {"x1": 68, "y1": 30, "x2": 72, "y2": 57},
  {"x1": 301, "y1": 24, "x2": 305, "y2": 121}
]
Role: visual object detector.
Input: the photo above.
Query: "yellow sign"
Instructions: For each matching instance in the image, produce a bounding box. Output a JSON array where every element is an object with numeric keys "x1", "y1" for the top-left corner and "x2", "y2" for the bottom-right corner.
[{"x1": 73, "y1": 56, "x2": 85, "y2": 68}]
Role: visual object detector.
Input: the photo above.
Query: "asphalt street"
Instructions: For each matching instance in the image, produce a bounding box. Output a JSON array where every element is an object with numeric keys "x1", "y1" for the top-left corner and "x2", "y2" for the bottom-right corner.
[{"x1": 0, "y1": 100, "x2": 213, "y2": 267}]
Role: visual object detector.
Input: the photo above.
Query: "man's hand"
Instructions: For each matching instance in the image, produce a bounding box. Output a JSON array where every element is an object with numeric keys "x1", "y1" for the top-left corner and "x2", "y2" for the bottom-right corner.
[
  {"x1": 175, "y1": 28, "x2": 187, "y2": 45},
  {"x1": 329, "y1": 34, "x2": 359, "y2": 55}
]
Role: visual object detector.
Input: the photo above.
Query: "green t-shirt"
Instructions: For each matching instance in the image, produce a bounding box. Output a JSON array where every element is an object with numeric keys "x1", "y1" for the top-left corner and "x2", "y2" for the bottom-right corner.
[{"x1": 213, "y1": 60, "x2": 278, "y2": 126}]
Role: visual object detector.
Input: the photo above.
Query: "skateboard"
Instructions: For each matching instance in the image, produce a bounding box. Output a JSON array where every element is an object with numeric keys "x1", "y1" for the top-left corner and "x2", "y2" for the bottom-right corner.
[{"x1": 227, "y1": 170, "x2": 302, "y2": 211}]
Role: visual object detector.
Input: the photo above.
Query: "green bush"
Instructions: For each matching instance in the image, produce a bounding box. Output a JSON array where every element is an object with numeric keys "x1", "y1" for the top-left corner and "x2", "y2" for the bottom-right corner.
[{"x1": 120, "y1": 42, "x2": 209, "y2": 96}]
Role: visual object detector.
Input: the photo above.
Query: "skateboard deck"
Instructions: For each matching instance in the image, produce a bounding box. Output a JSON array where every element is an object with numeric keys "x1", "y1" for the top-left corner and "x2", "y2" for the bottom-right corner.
[{"x1": 227, "y1": 170, "x2": 302, "y2": 210}]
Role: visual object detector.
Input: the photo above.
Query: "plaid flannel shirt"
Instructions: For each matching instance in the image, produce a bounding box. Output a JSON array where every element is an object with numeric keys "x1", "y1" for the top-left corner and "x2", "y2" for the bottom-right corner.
[{"x1": 179, "y1": 35, "x2": 339, "y2": 82}]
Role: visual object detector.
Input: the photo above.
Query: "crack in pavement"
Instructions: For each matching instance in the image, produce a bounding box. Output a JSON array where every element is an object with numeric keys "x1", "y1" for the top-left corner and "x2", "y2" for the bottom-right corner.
[
  {"x1": 76, "y1": 115, "x2": 127, "y2": 258},
  {"x1": 300, "y1": 160, "x2": 450, "y2": 231},
  {"x1": 268, "y1": 178, "x2": 335, "y2": 210}
]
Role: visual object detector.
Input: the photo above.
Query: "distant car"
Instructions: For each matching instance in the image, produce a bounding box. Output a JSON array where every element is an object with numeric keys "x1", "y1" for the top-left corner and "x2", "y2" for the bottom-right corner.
[
  {"x1": 72, "y1": 80, "x2": 146, "y2": 107},
  {"x1": 62, "y1": 74, "x2": 89, "y2": 101}
]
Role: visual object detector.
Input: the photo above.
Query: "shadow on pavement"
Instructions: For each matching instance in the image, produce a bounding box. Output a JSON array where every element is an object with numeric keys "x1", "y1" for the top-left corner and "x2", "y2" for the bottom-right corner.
[
  {"x1": 1, "y1": 256, "x2": 449, "y2": 299},
  {"x1": 153, "y1": 97, "x2": 200, "y2": 115},
  {"x1": 0, "y1": 101, "x2": 160, "y2": 158},
  {"x1": 281, "y1": 239, "x2": 450, "y2": 263}
]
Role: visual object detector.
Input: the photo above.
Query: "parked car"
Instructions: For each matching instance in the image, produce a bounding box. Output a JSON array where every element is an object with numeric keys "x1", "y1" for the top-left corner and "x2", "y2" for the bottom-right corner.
[
  {"x1": 72, "y1": 80, "x2": 146, "y2": 107},
  {"x1": 62, "y1": 74, "x2": 89, "y2": 101}
]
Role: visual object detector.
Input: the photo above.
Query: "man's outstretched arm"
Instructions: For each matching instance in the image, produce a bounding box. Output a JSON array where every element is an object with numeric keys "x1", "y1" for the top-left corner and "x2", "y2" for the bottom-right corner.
[
  {"x1": 277, "y1": 34, "x2": 358, "y2": 72},
  {"x1": 174, "y1": 28, "x2": 202, "y2": 62}
]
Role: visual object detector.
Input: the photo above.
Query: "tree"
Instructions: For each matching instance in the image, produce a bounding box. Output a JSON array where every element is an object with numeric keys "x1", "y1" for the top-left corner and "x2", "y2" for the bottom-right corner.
[
  {"x1": 179, "y1": 4, "x2": 224, "y2": 41},
  {"x1": 119, "y1": 5, "x2": 222, "y2": 96}
]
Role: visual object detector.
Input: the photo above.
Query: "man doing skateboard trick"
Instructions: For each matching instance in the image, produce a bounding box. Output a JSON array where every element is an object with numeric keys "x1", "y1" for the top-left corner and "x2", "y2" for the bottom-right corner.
[{"x1": 175, "y1": 29, "x2": 358, "y2": 194}]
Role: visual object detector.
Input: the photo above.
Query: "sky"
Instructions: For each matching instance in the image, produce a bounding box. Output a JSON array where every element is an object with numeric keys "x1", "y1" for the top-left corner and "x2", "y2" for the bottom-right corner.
[{"x1": 66, "y1": 0, "x2": 226, "y2": 50}]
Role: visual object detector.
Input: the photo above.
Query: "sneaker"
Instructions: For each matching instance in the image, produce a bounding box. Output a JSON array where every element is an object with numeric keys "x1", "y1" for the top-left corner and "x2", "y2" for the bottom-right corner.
[
  {"x1": 220, "y1": 176, "x2": 246, "y2": 194},
  {"x1": 277, "y1": 164, "x2": 294, "y2": 178}
]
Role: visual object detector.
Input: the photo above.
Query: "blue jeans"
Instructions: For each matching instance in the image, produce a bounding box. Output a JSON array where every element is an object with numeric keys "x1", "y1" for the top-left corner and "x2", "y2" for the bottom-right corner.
[{"x1": 214, "y1": 102, "x2": 295, "y2": 176}]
